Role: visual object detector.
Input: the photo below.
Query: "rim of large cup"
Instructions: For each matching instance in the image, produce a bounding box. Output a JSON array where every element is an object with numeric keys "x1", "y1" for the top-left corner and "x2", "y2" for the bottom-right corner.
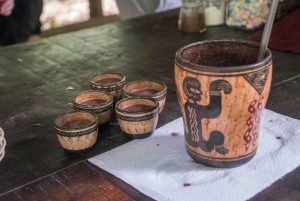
[{"x1": 175, "y1": 39, "x2": 272, "y2": 73}]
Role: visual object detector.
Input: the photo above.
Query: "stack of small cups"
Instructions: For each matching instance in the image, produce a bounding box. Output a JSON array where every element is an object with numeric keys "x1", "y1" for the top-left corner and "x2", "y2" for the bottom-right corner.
[
  {"x1": 54, "y1": 73, "x2": 125, "y2": 152},
  {"x1": 116, "y1": 80, "x2": 167, "y2": 139},
  {"x1": 54, "y1": 73, "x2": 167, "y2": 152}
]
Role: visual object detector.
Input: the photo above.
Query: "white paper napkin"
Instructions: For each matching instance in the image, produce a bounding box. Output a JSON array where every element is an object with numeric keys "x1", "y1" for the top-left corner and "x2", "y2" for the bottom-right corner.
[{"x1": 89, "y1": 109, "x2": 300, "y2": 201}]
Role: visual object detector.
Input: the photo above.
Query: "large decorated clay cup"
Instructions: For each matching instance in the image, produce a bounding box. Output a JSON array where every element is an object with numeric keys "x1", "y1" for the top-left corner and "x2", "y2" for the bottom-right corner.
[{"x1": 174, "y1": 40, "x2": 272, "y2": 168}]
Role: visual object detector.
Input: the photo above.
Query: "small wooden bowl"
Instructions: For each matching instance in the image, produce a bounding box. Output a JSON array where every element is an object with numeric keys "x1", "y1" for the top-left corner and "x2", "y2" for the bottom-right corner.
[
  {"x1": 123, "y1": 80, "x2": 167, "y2": 113},
  {"x1": 73, "y1": 91, "x2": 113, "y2": 127},
  {"x1": 115, "y1": 97, "x2": 159, "y2": 139},
  {"x1": 89, "y1": 73, "x2": 126, "y2": 103},
  {"x1": 54, "y1": 111, "x2": 99, "y2": 152}
]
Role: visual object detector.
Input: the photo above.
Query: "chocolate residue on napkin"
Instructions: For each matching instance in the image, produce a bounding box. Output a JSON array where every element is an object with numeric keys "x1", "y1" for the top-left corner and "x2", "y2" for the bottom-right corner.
[{"x1": 171, "y1": 132, "x2": 178, "y2": 137}]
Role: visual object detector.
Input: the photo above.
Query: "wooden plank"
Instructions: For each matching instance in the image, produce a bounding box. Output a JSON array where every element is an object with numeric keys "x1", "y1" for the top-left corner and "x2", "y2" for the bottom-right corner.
[
  {"x1": 267, "y1": 74, "x2": 300, "y2": 119},
  {"x1": 0, "y1": 162, "x2": 134, "y2": 201},
  {"x1": 89, "y1": 0, "x2": 103, "y2": 18},
  {"x1": 86, "y1": 162, "x2": 154, "y2": 201},
  {"x1": 251, "y1": 167, "x2": 300, "y2": 201}
]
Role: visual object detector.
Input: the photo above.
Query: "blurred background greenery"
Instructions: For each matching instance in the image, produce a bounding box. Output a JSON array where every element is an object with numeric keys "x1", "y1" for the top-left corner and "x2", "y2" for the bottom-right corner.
[{"x1": 41, "y1": 0, "x2": 119, "y2": 30}]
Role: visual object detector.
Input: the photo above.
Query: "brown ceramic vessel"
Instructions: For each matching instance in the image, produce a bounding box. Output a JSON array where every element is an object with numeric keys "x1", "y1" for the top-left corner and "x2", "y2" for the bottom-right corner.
[
  {"x1": 123, "y1": 80, "x2": 167, "y2": 113},
  {"x1": 175, "y1": 39, "x2": 272, "y2": 168},
  {"x1": 115, "y1": 97, "x2": 159, "y2": 139},
  {"x1": 89, "y1": 73, "x2": 126, "y2": 103},
  {"x1": 73, "y1": 91, "x2": 113, "y2": 127},
  {"x1": 54, "y1": 111, "x2": 99, "y2": 152}
]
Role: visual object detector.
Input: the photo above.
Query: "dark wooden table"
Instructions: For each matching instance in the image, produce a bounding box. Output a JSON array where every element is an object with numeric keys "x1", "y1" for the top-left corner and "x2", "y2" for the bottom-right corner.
[{"x1": 0, "y1": 9, "x2": 300, "y2": 201}]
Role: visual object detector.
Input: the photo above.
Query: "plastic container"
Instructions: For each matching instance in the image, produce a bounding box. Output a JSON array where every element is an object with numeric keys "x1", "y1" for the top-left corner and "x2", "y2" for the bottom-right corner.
[
  {"x1": 204, "y1": 0, "x2": 226, "y2": 26},
  {"x1": 226, "y1": 0, "x2": 269, "y2": 31}
]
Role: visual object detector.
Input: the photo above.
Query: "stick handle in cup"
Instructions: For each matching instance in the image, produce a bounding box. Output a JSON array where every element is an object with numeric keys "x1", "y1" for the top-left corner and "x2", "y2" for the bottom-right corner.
[{"x1": 257, "y1": 0, "x2": 279, "y2": 62}]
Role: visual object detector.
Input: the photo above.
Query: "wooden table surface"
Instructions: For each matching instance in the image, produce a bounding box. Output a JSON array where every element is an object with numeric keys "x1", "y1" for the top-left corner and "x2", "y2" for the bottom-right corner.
[{"x1": 0, "y1": 9, "x2": 300, "y2": 201}]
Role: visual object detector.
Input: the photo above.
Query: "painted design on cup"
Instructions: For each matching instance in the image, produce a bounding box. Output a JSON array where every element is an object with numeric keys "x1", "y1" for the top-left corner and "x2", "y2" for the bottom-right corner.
[
  {"x1": 244, "y1": 100, "x2": 256, "y2": 151},
  {"x1": 183, "y1": 77, "x2": 231, "y2": 155},
  {"x1": 243, "y1": 96, "x2": 265, "y2": 152},
  {"x1": 116, "y1": 113, "x2": 157, "y2": 122},
  {"x1": 243, "y1": 68, "x2": 269, "y2": 94}
]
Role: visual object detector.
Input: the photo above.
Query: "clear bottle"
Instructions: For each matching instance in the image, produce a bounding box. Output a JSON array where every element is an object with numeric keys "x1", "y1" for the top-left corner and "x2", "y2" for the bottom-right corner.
[
  {"x1": 204, "y1": 0, "x2": 226, "y2": 26},
  {"x1": 178, "y1": 0, "x2": 206, "y2": 33}
]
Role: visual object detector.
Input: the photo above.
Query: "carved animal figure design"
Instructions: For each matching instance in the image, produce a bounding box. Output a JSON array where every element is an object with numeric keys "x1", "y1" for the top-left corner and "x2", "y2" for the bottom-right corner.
[{"x1": 183, "y1": 77, "x2": 232, "y2": 155}]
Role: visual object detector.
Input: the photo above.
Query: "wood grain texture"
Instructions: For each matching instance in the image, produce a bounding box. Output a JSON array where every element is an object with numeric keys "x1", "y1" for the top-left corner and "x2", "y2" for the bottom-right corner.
[
  {"x1": 0, "y1": 8, "x2": 299, "y2": 201},
  {"x1": 0, "y1": 162, "x2": 135, "y2": 201}
]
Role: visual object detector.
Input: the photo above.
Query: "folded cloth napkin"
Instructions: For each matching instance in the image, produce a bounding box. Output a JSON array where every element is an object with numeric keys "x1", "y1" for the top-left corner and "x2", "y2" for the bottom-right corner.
[
  {"x1": 89, "y1": 109, "x2": 300, "y2": 201},
  {"x1": 249, "y1": 9, "x2": 300, "y2": 54}
]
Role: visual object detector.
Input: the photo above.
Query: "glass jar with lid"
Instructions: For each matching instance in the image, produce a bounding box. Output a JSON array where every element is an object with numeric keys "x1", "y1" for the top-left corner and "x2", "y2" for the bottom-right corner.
[
  {"x1": 226, "y1": 0, "x2": 269, "y2": 31},
  {"x1": 178, "y1": 0, "x2": 206, "y2": 33}
]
